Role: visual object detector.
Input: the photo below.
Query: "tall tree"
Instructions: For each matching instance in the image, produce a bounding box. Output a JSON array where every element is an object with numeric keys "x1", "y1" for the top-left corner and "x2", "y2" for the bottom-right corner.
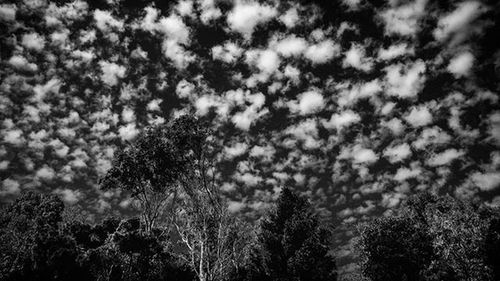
[
  {"x1": 100, "y1": 115, "x2": 210, "y2": 234},
  {"x1": 0, "y1": 191, "x2": 90, "y2": 281},
  {"x1": 250, "y1": 187, "x2": 337, "y2": 281},
  {"x1": 357, "y1": 192, "x2": 495, "y2": 281}
]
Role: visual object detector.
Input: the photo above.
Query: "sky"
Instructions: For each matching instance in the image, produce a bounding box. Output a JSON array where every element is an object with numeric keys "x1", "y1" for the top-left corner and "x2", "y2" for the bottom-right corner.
[{"x1": 1, "y1": 0, "x2": 499, "y2": 275}]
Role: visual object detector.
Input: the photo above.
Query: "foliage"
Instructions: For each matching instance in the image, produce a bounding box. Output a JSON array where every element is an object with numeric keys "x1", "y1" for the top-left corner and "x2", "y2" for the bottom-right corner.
[
  {"x1": 249, "y1": 188, "x2": 337, "y2": 281},
  {"x1": 0, "y1": 191, "x2": 90, "y2": 281},
  {"x1": 100, "y1": 115, "x2": 210, "y2": 233},
  {"x1": 357, "y1": 192, "x2": 498, "y2": 281}
]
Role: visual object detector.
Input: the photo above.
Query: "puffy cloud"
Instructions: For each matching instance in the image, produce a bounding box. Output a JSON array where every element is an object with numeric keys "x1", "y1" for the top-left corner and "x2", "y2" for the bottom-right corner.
[
  {"x1": 1, "y1": 178, "x2": 20, "y2": 196},
  {"x1": 272, "y1": 35, "x2": 308, "y2": 57},
  {"x1": 377, "y1": 43, "x2": 414, "y2": 60},
  {"x1": 56, "y1": 188, "x2": 82, "y2": 204},
  {"x1": 322, "y1": 110, "x2": 361, "y2": 131},
  {"x1": 434, "y1": 1, "x2": 487, "y2": 44},
  {"x1": 255, "y1": 49, "x2": 280, "y2": 73},
  {"x1": 380, "y1": 0, "x2": 427, "y2": 36},
  {"x1": 199, "y1": 0, "x2": 222, "y2": 24},
  {"x1": 382, "y1": 118, "x2": 405, "y2": 135},
  {"x1": 285, "y1": 119, "x2": 321, "y2": 150},
  {"x1": 36, "y1": 165, "x2": 56, "y2": 181},
  {"x1": 0, "y1": 4, "x2": 16, "y2": 21},
  {"x1": 228, "y1": 200, "x2": 246, "y2": 213},
  {"x1": 235, "y1": 172, "x2": 263, "y2": 187},
  {"x1": 224, "y1": 142, "x2": 248, "y2": 159},
  {"x1": 99, "y1": 61, "x2": 126, "y2": 86},
  {"x1": 288, "y1": 91, "x2": 325, "y2": 115},
  {"x1": 413, "y1": 126, "x2": 452, "y2": 149},
  {"x1": 279, "y1": 7, "x2": 299, "y2": 28},
  {"x1": 118, "y1": 123, "x2": 139, "y2": 141},
  {"x1": 383, "y1": 143, "x2": 412, "y2": 163},
  {"x1": 249, "y1": 145, "x2": 275, "y2": 162},
  {"x1": 352, "y1": 146, "x2": 378, "y2": 164},
  {"x1": 447, "y1": 52, "x2": 474, "y2": 78},
  {"x1": 385, "y1": 60, "x2": 426, "y2": 98},
  {"x1": 158, "y1": 14, "x2": 190, "y2": 44},
  {"x1": 162, "y1": 39, "x2": 195, "y2": 69},
  {"x1": 3, "y1": 129, "x2": 24, "y2": 145},
  {"x1": 343, "y1": 44, "x2": 373, "y2": 71},
  {"x1": 8, "y1": 55, "x2": 38, "y2": 72},
  {"x1": 471, "y1": 172, "x2": 500, "y2": 191},
  {"x1": 94, "y1": 9, "x2": 124, "y2": 32},
  {"x1": 304, "y1": 40, "x2": 340, "y2": 64},
  {"x1": 227, "y1": 1, "x2": 277, "y2": 39},
  {"x1": 337, "y1": 80, "x2": 382, "y2": 107},
  {"x1": 427, "y1": 148, "x2": 465, "y2": 166},
  {"x1": 394, "y1": 167, "x2": 422, "y2": 181},
  {"x1": 231, "y1": 93, "x2": 268, "y2": 130},
  {"x1": 212, "y1": 42, "x2": 243, "y2": 63},
  {"x1": 404, "y1": 106, "x2": 433, "y2": 127},
  {"x1": 21, "y1": 33, "x2": 45, "y2": 51}
]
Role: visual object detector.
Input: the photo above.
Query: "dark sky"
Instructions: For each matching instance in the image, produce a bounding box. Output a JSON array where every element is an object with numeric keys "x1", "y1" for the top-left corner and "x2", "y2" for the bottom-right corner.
[{"x1": 1, "y1": 0, "x2": 499, "y2": 274}]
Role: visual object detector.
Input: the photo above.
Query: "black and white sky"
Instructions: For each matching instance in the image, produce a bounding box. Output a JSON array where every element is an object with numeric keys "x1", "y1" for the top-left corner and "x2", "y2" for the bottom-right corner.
[{"x1": 1, "y1": 0, "x2": 499, "y2": 274}]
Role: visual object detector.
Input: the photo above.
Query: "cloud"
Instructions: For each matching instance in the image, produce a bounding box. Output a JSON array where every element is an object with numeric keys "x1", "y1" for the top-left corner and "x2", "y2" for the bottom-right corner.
[
  {"x1": 377, "y1": 43, "x2": 414, "y2": 60},
  {"x1": 385, "y1": 60, "x2": 426, "y2": 98},
  {"x1": 434, "y1": 1, "x2": 487, "y2": 44},
  {"x1": 383, "y1": 143, "x2": 412, "y2": 163},
  {"x1": 272, "y1": 35, "x2": 308, "y2": 57},
  {"x1": 404, "y1": 106, "x2": 433, "y2": 127},
  {"x1": 413, "y1": 126, "x2": 452, "y2": 149},
  {"x1": 322, "y1": 110, "x2": 361, "y2": 131},
  {"x1": 343, "y1": 44, "x2": 373, "y2": 71},
  {"x1": 99, "y1": 61, "x2": 126, "y2": 86},
  {"x1": 471, "y1": 172, "x2": 500, "y2": 191},
  {"x1": 224, "y1": 142, "x2": 248, "y2": 159},
  {"x1": 1, "y1": 178, "x2": 20, "y2": 196},
  {"x1": 304, "y1": 40, "x2": 340, "y2": 64},
  {"x1": 288, "y1": 91, "x2": 325, "y2": 115},
  {"x1": 3, "y1": 129, "x2": 24, "y2": 145},
  {"x1": 158, "y1": 14, "x2": 190, "y2": 44},
  {"x1": 231, "y1": 92, "x2": 268, "y2": 130},
  {"x1": 227, "y1": 1, "x2": 277, "y2": 39},
  {"x1": 56, "y1": 188, "x2": 82, "y2": 204},
  {"x1": 394, "y1": 167, "x2": 422, "y2": 181},
  {"x1": 352, "y1": 145, "x2": 378, "y2": 164},
  {"x1": 21, "y1": 32, "x2": 45, "y2": 51},
  {"x1": 212, "y1": 42, "x2": 243, "y2": 63},
  {"x1": 279, "y1": 7, "x2": 299, "y2": 28},
  {"x1": 8, "y1": 55, "x2": 38, "y2": 72},
  {"x1": 447, "y1": 51, "x2": 474, "y2": 78},
  {"x1": 94, "y1": 9, "x2": 124, "y2": 32},
  {"x1": 0, "y1": 4, "x2": 16, "y2": 21},
  {"x1": 36, "y1": 165, "x2": 56, "y2": 181},
  {"x1": 285, "y1": 119, "x2": 322, "y2": 150},
  {"x1": 380, "y1": 0, "x2": 427, "y2": 36},
  {"x1": 118, "y1": 123, "x2": 139, "y2": 141},
  {"x1": 427, "y1": 148, "x2": 465, "y2": 166}
]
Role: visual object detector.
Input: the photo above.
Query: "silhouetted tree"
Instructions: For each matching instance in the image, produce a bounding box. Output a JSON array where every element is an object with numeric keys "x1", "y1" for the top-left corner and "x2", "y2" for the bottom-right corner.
[
  {"x1": 357, "y1": 216, "x2": 434, "y2": 281},
  {"x1": 101, "y1": 115, "x2": 210, "y2": 233},
  {"x1": 249, "y1": 188, "x2": 337, "y2": 281},
  {"x1": 357, "y1": 192, "x2": 495, "y2": 281},
  {"x1": 0, "y1": 191, "x2": 90, "y2": 281}
]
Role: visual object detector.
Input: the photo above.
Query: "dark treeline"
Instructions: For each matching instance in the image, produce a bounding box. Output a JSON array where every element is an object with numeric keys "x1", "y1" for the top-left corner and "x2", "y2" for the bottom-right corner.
[
  {"x1": 1, "y1": 115, "x2": 500, "y2": 281},
  {"x1": 0, "y1": 115, "x2": 337, "y2": 281}
]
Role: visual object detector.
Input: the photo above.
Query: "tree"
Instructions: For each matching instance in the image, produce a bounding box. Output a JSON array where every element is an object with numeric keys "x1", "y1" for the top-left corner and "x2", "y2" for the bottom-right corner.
[
  {"x1": 0, "y1": 191, "x2": 90, "y2": 281},
  {"x1": 249, "y1": 188, "x2": 337, "y2": 281},
  {"x1": 357, "y1": 192, "x2": 495, "y2": 281},
  {"x1": 357, "y1": 216, "x2": 434, "y2": 281},
  {"x1": 100, "y1": 115, "x2": 210, "y2": 234}
]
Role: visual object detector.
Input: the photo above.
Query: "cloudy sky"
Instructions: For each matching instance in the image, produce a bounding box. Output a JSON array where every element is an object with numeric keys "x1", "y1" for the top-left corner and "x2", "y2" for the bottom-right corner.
[{"x1": 1, "y1": 0, "x2": 499, "y2": 274}]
